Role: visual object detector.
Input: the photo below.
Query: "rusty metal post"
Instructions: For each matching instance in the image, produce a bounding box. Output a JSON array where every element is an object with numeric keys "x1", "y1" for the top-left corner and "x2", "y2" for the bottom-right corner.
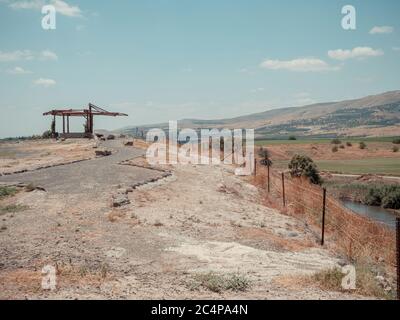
[
  {"x1": 321, "y1": 188, "x2": 327, "y2": 246},
  {"x1": 281, "y1": 172, "x2": 286, "y2": 207},
  {"x1": 397, "y1": 217, "x2": 400, "y2": 300},
  {"x1": 267, "y1": 164, "x2": 270, "y2": 193}
]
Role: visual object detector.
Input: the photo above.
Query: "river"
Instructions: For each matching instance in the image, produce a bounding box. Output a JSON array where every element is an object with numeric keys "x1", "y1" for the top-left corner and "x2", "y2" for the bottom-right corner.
[{"x1": 341, "y1": 200, "x2": 398, "y2": 229}]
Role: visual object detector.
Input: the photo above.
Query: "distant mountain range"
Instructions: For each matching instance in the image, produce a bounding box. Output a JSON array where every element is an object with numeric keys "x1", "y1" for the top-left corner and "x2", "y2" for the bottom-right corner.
[{"x1": 119, "y1": 90, "x2": 400, "y2": 139}]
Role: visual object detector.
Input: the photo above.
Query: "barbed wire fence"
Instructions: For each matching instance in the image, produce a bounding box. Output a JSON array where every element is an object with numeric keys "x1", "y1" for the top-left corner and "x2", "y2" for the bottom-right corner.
[{"x1": 252, "y1": 159, "x2": 399, "y2": 299}]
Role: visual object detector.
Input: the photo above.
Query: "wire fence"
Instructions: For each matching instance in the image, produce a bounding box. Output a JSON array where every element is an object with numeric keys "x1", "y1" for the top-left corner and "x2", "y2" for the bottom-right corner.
[{"x1": 254, "y1": 162, "x2": 397, "y2": 269}]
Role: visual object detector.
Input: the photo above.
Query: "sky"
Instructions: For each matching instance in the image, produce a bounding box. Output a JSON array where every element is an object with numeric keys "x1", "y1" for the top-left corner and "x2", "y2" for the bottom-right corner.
[{"x1": 0, "y1": 0, "x2": 399, "y2": 137}]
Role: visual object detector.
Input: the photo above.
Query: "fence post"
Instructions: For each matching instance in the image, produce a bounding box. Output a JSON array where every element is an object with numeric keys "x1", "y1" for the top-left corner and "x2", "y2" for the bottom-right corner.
[
  {"x1": 267, "y1": 164, "x2": 270, "y2": 193},
  {"x1": 397, "y1": 217, "x2": 400, "y2": 300},
  {"x1": 321, "y1": 188, "x2": 327, "y2": 246},
  {"x1": 254, "y1": 154, "x2": 257, "y2": 176},
  {"x1": 281, "y1": 172, "x2": 286, "y2": 207}
]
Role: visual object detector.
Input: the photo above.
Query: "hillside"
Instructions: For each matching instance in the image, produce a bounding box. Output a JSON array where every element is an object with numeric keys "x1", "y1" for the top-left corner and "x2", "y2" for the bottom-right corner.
[{"x1": 120, "y1": 90, "x2": 400, "y2": 138}]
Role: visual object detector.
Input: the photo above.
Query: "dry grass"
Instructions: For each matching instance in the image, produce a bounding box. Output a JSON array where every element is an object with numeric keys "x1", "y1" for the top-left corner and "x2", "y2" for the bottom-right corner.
[
  {"x1": 0, "y1": 204, "x2": 29, "y2": 215},
  {"x1": 188, "y1": 272, "x2": 251, "y2": 293},
  {"x1": 311, "y1": 264, "x2": 395, "y2": 300},
  {"x1": 254, "y1": 165, "x2": 396, "y2": 267}
]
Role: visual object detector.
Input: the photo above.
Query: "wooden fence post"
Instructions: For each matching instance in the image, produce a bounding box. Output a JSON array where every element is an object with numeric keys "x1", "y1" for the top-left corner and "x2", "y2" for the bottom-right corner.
[
  {"x1": 267, "y1": 164, "x2": 270, "y2": 193},
  {"x1": 281, "y1": 172, "x2": 286, "y2": 207},
  {"x1": 396, "y1": 217, "x2": 400, "y2": 300},
  {"x1": 321, "y1": 188, "x2": 327, "y2": 246}
]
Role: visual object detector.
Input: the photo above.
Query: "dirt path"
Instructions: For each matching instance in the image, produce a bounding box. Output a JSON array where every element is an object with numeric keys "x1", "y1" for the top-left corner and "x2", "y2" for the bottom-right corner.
[{"x1": 0, "y1": 143, "x2": 366, "y2": 299}]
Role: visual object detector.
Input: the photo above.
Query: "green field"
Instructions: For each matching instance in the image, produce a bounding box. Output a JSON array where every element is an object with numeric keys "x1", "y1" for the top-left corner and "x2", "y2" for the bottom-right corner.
[
  {"x1": 273, "y1": 158, "x2": 400, "y2": 176},
  {"x1": 255, "y1": 136, "x2": 398, "y2": 146}
]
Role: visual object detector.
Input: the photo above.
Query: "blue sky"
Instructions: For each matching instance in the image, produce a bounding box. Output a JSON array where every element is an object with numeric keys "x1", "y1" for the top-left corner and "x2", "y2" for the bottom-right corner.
[{"x1": 0, "y1": 0, "x2": 399, "y2": 137}]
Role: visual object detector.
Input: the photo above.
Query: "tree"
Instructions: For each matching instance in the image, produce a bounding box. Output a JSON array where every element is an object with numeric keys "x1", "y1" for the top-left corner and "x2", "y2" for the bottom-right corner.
[
  {"x1": 288, "y1": 154, "x2": 322, "y2": 185},
  {"x1": 258, "y1": 147, "x2": 272, "y2": 167}
]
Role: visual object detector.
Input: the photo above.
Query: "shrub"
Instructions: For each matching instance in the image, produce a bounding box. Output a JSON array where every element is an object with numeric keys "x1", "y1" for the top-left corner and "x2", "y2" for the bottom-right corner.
[
  {"x1": 288, "y1": 154, "x2": 322, "y2": 185},
  {"x1": 42, "y1": 130, "x2": 52, "y2": 139},
  {"x1": 190, "y1": 272, "x2": 250, "y2": 293},
  {"x1": 0, "y1": 186, "x2": 17, "y2": 199},
  {"x1": 392, "y1": 138, "x2": 400, "y2": 145},
  {"x1": 346, "y1": 142, "x2": 352, "y2": 147},
  {"x1": 382, "y1": 190, "x2": 400, "y2": 209},
  {"x1": 363, "y1": 185, "x2": 400, "y2": 209},
  {"x1": 258, "y1": 147, "x2": 272, "y2": 166},
  {"x1": 288, "y1": 136, "x2": 297, "y2": 141},
  {"x1": 332, "y1": 146, "x2": 339, "y2": 153},
  {"x1": 331, "y1": 138, "x2": 341, "y2": 145},
  {"x1": 359, "y1": 142, "x2": 367, "y2": 150},
  {"x1": 339, "y1": 144, "x2": 345, "y2": 149},
  {"x1": 393, "y1": 146, "x2": 399, "y2": 153},
  {"x1": 364, "y1": 188, "x2": 383, "y2": 206}
]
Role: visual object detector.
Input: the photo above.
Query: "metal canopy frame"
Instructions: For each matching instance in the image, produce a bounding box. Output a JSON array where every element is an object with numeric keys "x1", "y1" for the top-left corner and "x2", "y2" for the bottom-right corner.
[{"x1": 43, "y1": 103, "x2": 128, "y2": 137}]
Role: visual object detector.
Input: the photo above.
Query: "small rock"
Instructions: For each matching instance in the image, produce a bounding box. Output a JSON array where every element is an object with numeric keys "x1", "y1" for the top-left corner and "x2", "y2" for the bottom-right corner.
[
  {"x1": 106, "y1": 134, "x2": 115, "y2": 140},
  {"x1": 112, "y1": 195, "x2": 130, "y2": 207},
  {"x1": 124, "y1": 141, "x2": 134, "y2": 146},
  {"x1": 95, "y1": 149, "x2": 112, "y2": 157},
  {"x1": 287, "y1": 232, "x2": 299, "y2": 238}
]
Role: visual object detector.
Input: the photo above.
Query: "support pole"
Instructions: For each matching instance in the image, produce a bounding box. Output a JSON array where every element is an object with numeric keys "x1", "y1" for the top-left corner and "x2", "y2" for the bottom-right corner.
[
  {"x1": 253, "y1": 154, "x2": 257, "y2": 176},
  {"x1": 281, "y1": 172, "x2": 286, "y2": 207},
  {"x1": 321, "y1": 188, "x2": 327, "y2": 246},
  {"x1": 62, "y1": 115, "x2": 65, "y2": 134},
  {"x1": 67, "y1": 116, "x2": 70, "y2": 134},
  {"x1": 267, "y1": 164, "x2": 270, "y2": 193},
  {"x1": 396, "y1": 217, "x2": 400, "y2": 300}
]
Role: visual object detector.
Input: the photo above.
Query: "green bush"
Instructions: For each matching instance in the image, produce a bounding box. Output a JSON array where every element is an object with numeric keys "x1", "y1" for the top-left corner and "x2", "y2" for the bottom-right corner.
[
  {"x1": 364, "y1": 188, "x2": 383, "y2": 206},
  {"x1": 346, "y1": 142, "x2": 352, "y2": 147},
  {"x1": 363, "y1": 185, "x2": 400, "y2": 209},
  {"x1": 42, "y1": 130, "x2": 52, "y2": 139},
  {"x1": 392, "y1": 138, "x2": 400, "y2": 145},
  {"x1": 288, "y1": 154, "x2": 322, "y2": 185},
  {"x1": 359, "y1": 142, "x2": 367, "y2": 150},
  {"x1": 393, "y1": 146, "x2": 399, "y2": 153},
  {"x1": 0, "y1": 186, "x2": 17, "y2": 199},
  {"x1": 288, "y1": 136, "x2": 297, "y2": 141},
  {"x1": 331, "y1": 138, "x2": 341, "y2": 145},
  {"x1": 332, "y1": 146, "x2": 338, "y2": 153},
  {"x1": 339, "y1": 145, "x2": 345, "y2": 149}
]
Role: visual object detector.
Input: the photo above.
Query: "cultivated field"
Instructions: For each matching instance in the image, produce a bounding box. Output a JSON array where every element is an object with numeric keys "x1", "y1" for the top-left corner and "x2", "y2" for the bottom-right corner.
[{"x1": 257, "y1": 137, "x2": 400, "y2": 176}]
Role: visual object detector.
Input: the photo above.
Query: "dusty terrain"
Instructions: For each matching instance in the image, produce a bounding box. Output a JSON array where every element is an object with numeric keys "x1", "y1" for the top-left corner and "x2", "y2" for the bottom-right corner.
[
  {"x1": 0, "y1": 139, "x2": 95, "y2": 175},
  {"x1": 0, "y1": 139, "x2": 368, "y2": 299}
]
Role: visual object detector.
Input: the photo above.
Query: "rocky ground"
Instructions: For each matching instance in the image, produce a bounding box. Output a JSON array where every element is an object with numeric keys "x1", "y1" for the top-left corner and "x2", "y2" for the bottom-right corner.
[{"x1": 0, "y1": 138, "x2": 369, "y2": 299}]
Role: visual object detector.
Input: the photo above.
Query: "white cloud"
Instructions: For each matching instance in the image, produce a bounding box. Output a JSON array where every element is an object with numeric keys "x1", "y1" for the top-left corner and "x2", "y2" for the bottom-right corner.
[
  {"x1": 51, "y1": 0, "x2": 81, "y2": 17},
  {"x1": 393, "y1": 47, "x2": 400, "y2": 52},
  {"x1": 33, "y1": 78, "x2": 56, "y2": 87},
  {"x1": 7, "y1": 0, "x2": 82, "y2": 17},
  {"x1": 7, "y1": 66, "x2": 32, "y2": 74},
  {"x1": 0, "y1": 50, "x2": 57, "y2": 62},
  {"x1": 40, "y1": 50, "x2": 58, "y2": 60},
  {"x1": 369, "y1": 26, "x2": 394, "y2": 35},
  {"x1": 260, "y1": 58, "x2": 338, "y2": 72},
  {"x1": 328, "y1": 47, "x2": 384, "y2": 60},
  {"x1": 8, "y1": 0, "x2": 43, "y2": 10},
  {"x1": 250, "y1": 87, "x2": 265, "y2": 93},
  {"x1": 0, "y1": 50, "x2": 34, "y2": 62}
]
